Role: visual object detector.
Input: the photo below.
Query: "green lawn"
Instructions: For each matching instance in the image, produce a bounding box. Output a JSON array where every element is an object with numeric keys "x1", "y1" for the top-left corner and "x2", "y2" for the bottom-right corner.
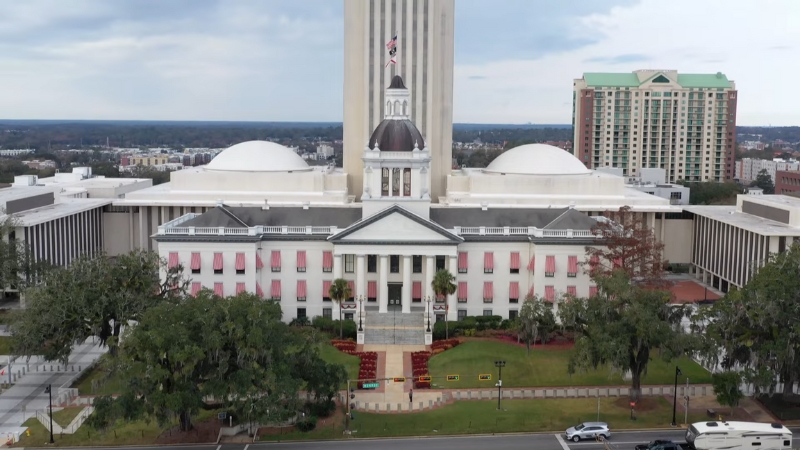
[
  {"x1": 259, "y1": 397, "x2": 708, "y2": 441},
  {"x1": 52, "y1": 407, "x2": 87, "y2": 427},
  {"x1": 0, "y1": 336, "x2": 13, "y2": 355},
  {"x1": 427, "y1": 340, "x2": 711, "y2": 389},
  {"x1": 72, "y1": 357, "x2": 125, "y2": 396},
  {"x1": 319, "y1": 342, "x2": 360, "y2": 383}
]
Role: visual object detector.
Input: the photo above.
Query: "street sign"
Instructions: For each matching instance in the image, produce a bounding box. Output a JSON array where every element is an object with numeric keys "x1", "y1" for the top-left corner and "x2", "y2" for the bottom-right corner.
[
  {"x1": 446, "y1": 375, "x2": 459, "y2": 381},
  {"x1": 362, "y1": 382, "x2": 380, "y2": 389},
  {"x1": 418, "y1": 375, "x2": 432, "y2": 382},
  {"x1": 393, "y1": 377, "x2": 406, "y2": 382},
  {"x1": 218, "y1": 412, "x2": 227, "y2": 419},
  {"x1": 479, "y1": 374, "x2": 492, "y2": 381}
]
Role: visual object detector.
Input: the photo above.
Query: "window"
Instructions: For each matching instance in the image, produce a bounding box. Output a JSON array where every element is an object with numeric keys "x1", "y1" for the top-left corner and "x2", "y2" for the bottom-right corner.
[
  {"x1": 392, "y1": 168, "x2": 401, "y2": 196},
  {"x1": 670, "y1": 191, "x2": 682, "y2": 199},
  {"x1": 344, "y1": 254, "x2": 355, "y2": 273},
  {"x1": 270, "y1": 251, "x2": 281, "y2": 273},
  {"x1": 381, "y1": 168, "x2": 389, "y2": 196},
  {"x1": 296, "y1": 308, "x2": 306, "y2": 319},
  {"x1": 344, "y1": 313, "x2": 354, "y2": 321},
  {"x1": 296, "y1": 251, "x2": 306, "y2": 273},
  {"x1": 436, "y1": 255, "x2": 445, "y2": 272},
  {"x1": 509, "y1": 310, "x2": 518, "y2": 320},
  {"x1": 367, "y1": 255, "x2": 377, "y2": 273},
  {"x1": 323, "y1": 308, "x2": 332, "y2": 319},
  {"x1": 323, "y1": 281, "x2": 332, "y2": 302},
  {"x1": 403, "y1": 168, "x2": 411, "y2": 196},
  {"x1": 458, "y1": 309, "x2": 467, "y2": 320},
  {"x1": 412, "y1": 255, "x2": 422, "y2": 273},
  {"x1": 322, "y1": 251, "x2": 333, "y2": 273},
  {"x1": 510, "y1": 252, "x2": 520, "y2": 274},
  {"x1": 213, "y1": 253, "x2": 223, "y2": 274},
  {"x1": 483, "y1": 309, "x2": 493, "y2": 316},
  {"x1": 458, "y1": 252, "x2": 467, "y2": 273},
  {"x1": 484, "y1": 252, "x2": 494, "y2": 274}
]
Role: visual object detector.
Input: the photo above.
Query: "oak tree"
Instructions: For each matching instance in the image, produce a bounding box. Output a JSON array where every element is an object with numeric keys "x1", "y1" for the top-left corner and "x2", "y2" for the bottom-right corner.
[{"x1": 517, "y1": 295, "x2": 556, "y2": 355}]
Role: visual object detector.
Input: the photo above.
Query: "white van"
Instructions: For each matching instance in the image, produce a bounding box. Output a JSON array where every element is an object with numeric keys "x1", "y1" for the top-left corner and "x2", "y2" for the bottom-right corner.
[{"x1": 686, "y1": 421, "x2": 792, "y2": 450}]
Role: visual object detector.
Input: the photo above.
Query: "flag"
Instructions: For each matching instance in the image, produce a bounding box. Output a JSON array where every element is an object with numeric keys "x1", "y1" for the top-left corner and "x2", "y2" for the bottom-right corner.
[
  {"x1": 386, "y1": 35, "x2": 397, "y2": 50},
  {"x1": 385, "y1": 34, "x2": 398, "y2": 67}
]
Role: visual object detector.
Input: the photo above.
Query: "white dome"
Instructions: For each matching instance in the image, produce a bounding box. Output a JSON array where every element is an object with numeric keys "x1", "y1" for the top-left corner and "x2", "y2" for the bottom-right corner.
[
  {"x1": 483, "y1": 143, "x2": 591, "y2": 176},
  {"x1": 205, "y1": 141, "x2": 311, "y2": 172}
]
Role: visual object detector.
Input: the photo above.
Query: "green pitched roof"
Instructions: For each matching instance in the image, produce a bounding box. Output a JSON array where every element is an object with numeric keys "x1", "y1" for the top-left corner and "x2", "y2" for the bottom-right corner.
[{"x1": 582, "y1": 72, "x2": 732, "y2": 89}]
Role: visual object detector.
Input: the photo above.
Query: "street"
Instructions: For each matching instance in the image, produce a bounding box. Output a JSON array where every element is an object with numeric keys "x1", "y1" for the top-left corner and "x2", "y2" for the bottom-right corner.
[{"x1": 38, "y1": 428, "x2": 800, "y2": 450}]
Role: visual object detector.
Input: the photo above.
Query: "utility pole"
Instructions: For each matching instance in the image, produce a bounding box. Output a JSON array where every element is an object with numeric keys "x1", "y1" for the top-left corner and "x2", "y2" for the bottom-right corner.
[
  {"x1": 672, "y1": 366, "x2": 682, "y2": 427},
  {"x1": 495, "y1": 360, "x2": 506, "y2": 410}
]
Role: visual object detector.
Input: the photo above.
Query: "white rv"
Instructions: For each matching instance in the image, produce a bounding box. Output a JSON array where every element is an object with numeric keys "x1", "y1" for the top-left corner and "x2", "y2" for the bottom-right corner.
[{"x1": 686, "y1": 421, "x2": 792, "y2": 450}]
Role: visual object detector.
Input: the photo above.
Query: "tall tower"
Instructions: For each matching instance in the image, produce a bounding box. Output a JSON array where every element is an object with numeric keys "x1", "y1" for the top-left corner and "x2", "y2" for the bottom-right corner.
[{"x1": 343, "y1": 0, "x2": 454, "y2": 203}]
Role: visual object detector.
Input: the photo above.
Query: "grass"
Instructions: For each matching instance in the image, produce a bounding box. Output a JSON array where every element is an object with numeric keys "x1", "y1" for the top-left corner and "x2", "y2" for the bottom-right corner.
[
  {"x1": 15, "y1": 408, "x2": 222, "y2": 447},
  {"x1": 0, "y1": 336, "x2": 13, "y2": 355},
  {"x1": 72, "y1": 357, "x2": 125, "y2": 396},
  {"x1": 427, "y1": 340, "x2": 712, "y2": 389},
  {"x1": 319, "y1": 341, "x2": 361, "y2": 385},
  {"x1": 259, "y1": 397, "x2": 709, "y2": 441},
  {"x1": 52, "y1": 407, "x2": 87, "y2": 427}
]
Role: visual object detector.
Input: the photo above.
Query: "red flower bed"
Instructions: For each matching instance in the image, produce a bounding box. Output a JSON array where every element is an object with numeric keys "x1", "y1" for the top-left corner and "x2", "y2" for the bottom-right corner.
[
  {"x1": 355, "y1": 351, "x2": 378, "y2": 388},
  {"x1": 331, "y1": 339, "x2": 356, "y2": 354},
  {"x1": 431, "y1": 339, "x2": 459, "y2": 351},
  {"x1": 411, "y1": 351, "x2": 431, "y2": 389}
]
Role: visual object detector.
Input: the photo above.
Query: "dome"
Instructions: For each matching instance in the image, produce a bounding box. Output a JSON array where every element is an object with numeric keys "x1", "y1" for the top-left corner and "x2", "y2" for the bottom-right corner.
[
  {"x1": 368, "y1": 119, "x2": 425, "y2": 152},
  {"x1": 205, "y1": 141, "x2": 311, "y2": 172},
  {"x1": 483, "y1": 143, "x2": 591, "y2": 176}
]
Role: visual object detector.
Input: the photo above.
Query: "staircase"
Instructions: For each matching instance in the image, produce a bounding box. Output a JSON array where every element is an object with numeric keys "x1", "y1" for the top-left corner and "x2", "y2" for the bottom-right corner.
[{"x1": 364, "y1": 311, "x2": 425, "y2": 345}]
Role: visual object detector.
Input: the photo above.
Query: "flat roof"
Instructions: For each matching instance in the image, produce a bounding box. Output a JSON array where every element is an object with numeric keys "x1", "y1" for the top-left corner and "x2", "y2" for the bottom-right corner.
[
  {"x1": 743, "y1": 194, "x2": 800, "y2": 209},
  {"x1": 685, "y1": 205, "x2": 800, "y2": 236},
  {"x1": 0, "y1": 185, "x2": 59, "y2": 203},
  {"x1": 0, "y1": 199, "x2": 110, "y2": 226}
]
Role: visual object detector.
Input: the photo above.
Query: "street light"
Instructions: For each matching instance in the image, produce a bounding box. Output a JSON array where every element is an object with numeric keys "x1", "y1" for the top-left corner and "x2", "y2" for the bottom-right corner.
[
  {"x1": 357, "y1": 295, "x2": 364, "y2": 332},
  {"x1": 44, "y1": 385, "x2": 54, "y2": 444},
  {"x1": 425, "y1": 296, "x2": 432, "y2": 332},
  {"x1": 495, "y1": 360, "x2": 506, "y2": 410},
  {"x1": 671, "y1": 366, "x2": 682, "y2": 427}
]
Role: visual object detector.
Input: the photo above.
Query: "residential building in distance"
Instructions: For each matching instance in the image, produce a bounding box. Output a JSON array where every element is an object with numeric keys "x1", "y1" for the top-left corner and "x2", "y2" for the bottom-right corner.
[
  {"x1": 734, "y1": 158, "x2": 800, "y2": 183},
  {"x1": 596, "y1": 167, "x2": 690, "y2": 205},
  {"x1": 776, "y1": 170, "x2": 800, "y2": 195},
  {"x1": 572, "y1": 70, "x2": 738, "y2": 182},
  {"x1": 22, "y1": 160, "x2": 57, "y2": 170},
  {"x1": 343, "y1": 0, "x2": 455, "y2": 202},
  {"x1": 316, "y1": 143, "x2": 334, "y2": 159},
  {"x1": 129, "y1": 155, "x2": 170, "y2": 166}
]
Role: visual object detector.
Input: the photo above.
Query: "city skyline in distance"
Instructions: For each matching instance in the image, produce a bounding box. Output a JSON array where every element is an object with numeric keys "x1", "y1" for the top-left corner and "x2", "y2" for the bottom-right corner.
[{"x1": 0, "y1": 0, "x2": 798, "y2": 126}]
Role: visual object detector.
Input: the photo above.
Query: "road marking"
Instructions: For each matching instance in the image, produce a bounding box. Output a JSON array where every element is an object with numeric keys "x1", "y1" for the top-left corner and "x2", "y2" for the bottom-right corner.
[
  {"x1": 555, "y1": 434, "x2": 571, "y2": 450},
  {"x1": 244, "y1": 445, "x2": 249, "y2": 450},
  {"x1": 216, "y1": 445, "x2": 221, "y2": 450}
]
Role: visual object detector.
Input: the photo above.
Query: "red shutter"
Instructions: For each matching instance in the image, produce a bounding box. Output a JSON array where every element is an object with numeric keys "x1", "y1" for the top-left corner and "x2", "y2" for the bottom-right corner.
[
  {"x1": 589, "y1": 286, "x2": 598, "y2": 297},
  {"x1": 256, "y1": 282, "x2": 264, "y2": 298},
  {"x1": 544, "y1": 286, "x2": 555, "y2": 302},
  {"x1": 458, "y1": 252, "x2": 468, "y2": 270},
  {"x1": 509, "y1": 281, "x2": 519, "y2": 299},
  {"x1": 322, "y1": 251, "x2": 333, "y2": 270},
  {"x1": 613, "y1": 258, "x2": 622, "y2": 268},
  {"x1": 545, "y1": 256, "x2": 556, "y2": 274},
  {"x1": 168, "y1": 252, "x2": 179, "y2": 269},
  {"x1": 297, "y1": 280, "x2": 307, "y2": 298},
  {"x1": 191, "y1": 282, "x2": 201, "y2": 296},
  {"x1": 255, "y1": 253, "x2": 264, "y2": 269},
  {"x1": 271, "y1": 251, "x2": 281, "y2": 270},
  {"x1": 528, "y1": 285, "x2": 535, "y2": 298},
  {"x1": 297, "y1": 250, "x2": 307, "y2": 269},
  {"x1": 484, "y1": 252, "x2": 494, "y2": 271},
  {"x1": 412, "y1": 281, "x2": 422, "y2": 299},
  {"x1": 483, "y1": 281, "x2": 493, "y2": 301},
  {"x1": 367, "y1": 281, "x2": 377, "y2": 298},
  {"x1": 510, "y1": 252, "x2": 520, "y2": 270},
  {"x1": 567, "y1": 285, "x2": 577, "y2": 297},
  {"x1": 527, "y1": 256, "x2": 535, "y2": 271},
  {"x1": 236, "y1": 282, "x2": 246, "y2": 294},
  {"x1": 235, "y1": 253, "x2": 245, "y2": 271},
  {"x1": 567, "y1": 256, "x2": 578, "y2": 275},
  {"x1": 323, "y1": 280, "x2": 332, "y2": 297},
  {"x1": 347, "y1": 281, "x2": 355, "y2": 299},
  {"x1": 271, "y1": 280, "x2": 281, "y2": 299},
  {"x1": 190, "y1": 252, "x2": 201, "y2": 270},
  {"x1": 213, "y1": 253, "x2": 223, "y2": 271},
  {"x1": 214, "y1": 282, "x2": 224, "y2": 297},
  {"x1": 457, "y1": 281, "x2": 468, "y2": 300}
]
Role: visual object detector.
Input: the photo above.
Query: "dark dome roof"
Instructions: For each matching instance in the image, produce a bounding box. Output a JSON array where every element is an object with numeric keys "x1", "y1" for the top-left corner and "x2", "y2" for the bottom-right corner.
[
  {"x1": 389, "y1": 75, "x2": 406, "y2": 89},
  {"x1": 368, "y1": 119, "x2": 424, "y2": 152}
]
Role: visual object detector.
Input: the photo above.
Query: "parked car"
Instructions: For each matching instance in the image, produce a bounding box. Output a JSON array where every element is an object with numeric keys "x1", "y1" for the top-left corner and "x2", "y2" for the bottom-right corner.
[{"x1": 565, "y1": 422, "x2": 611, "y2": 442}]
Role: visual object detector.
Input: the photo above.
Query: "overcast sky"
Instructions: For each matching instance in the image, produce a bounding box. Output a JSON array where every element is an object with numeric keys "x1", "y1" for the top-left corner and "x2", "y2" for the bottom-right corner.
[{"x1": 1, "y1": 0, "x2": 798, "y2": 125}]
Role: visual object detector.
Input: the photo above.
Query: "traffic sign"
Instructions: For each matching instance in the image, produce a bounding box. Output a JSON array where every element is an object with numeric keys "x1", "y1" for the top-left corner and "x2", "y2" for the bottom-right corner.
[
  {"x1": 218, "y1": 412, "x2": 227, "y2": 419},
  {"x1": 446, "y1": 375, "x2": 460, "y2": 381},
  {"x1": 418, "y1": 375, "x2": 432, "y2": 382},
  {"x1": 362, "y1": 382, "x2": 380, "y2": 389},
  {"x1": 478, "y1": 374, "x2": 492, "y2": 381},
  {"x1": 393, "y1": 377, "x2": 406, "y2": 382}
]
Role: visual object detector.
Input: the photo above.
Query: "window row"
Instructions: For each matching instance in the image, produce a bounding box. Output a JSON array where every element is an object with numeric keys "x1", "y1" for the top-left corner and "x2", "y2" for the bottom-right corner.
[{"x1": 460, "y1": 252, "x2": 581, "y2": 277}]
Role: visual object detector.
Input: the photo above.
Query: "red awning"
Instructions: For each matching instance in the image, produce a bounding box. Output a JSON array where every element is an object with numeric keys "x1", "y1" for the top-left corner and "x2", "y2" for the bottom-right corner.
[
  {"x1": 271, "y1": 251, "x2": 281, "y2": 269},
  {"x1": 297, "y1": 280, "x2": 307, "y2": 298},
  {"x1": 527, "y1": 256, "x2": 535, "y2": 271},
  {"x1": 168, "y1": 252, "x2": 179, "y2": 269},
  {"x1": 412, "y1": 281, "x2": 422, "y2": 299},
  {"x1": 510, "y1": 252, "x2": 520, "y2": 270},
  {"x1": 589, "y1": 285, "x2": 598, "y2": 297},
  {"x1": 528, "y1": 285, "x2": 535, "y2": 298},
  {"x1": 256, "y1": 253, "x2": 264, "y2": 269},
  {"x1": 256, "y1": 282, "x2": 264, "y2": 298},
  {"x1": 545, "y1": 255, "x2": 556, "y2": 273},
  {"x1": 567, "y1": 285, "x2": 577, "y2": 297},
  {"x1": 368, "y1": 281, "x2": 377, "y2": 298},
  {"x1": 214, "y1": 282, "x2": 224, "y2": 297},
  {"x1": 613, "y1": 258, "x2": 622, "y2": 268},
  {"x1": 213, "y1": 253, "x2": 223, "y2": 271},
  {"x1": 484, "y1": 252, "x2": 494, "y2": 271},
  {"x1": 236, "y1": 282, "x2": 246, "y2": 294},
  {"x1": 509, "y1": 281, "x2": 519, "y2": 299},
  {"x1": 191, "y1": 282, "x2": 201, "y2": 296},
  {"x1": 297, "y1": 250, "x2": 307, "y2": 269},
  {"x1": 322, "y1": 251, "x2": 333, "y2": 270},
  {"x1": 458, "y1": 252, "x2": 468, "y2": 270},
  {"x1": 568, "y1": 256, "x2": 578, "y2": 274},
  {"x1": 457, "y1": 281, "x2": 468, "y2": 300},
  {"x1": 323, "y1": 280, "x2": 332, "y2": 297},
  {"x1": 544, "y1": 285, "x2": 555, "y2": 302},
  {"x1": 347, "y1": 280, "x2": 355, "y2": 297},
  {"x1": 483, "y1": 281, "x2": 493, "y2": 300},
  {"x1": 190, "y1": 252, "x2": 201, "y2": 270},
  {"x1": 271, "y1": 280, "x2": 281, "y2": 299},
  {"x1": 235, "y1": 253, "x2": 245, "y2": 271}
]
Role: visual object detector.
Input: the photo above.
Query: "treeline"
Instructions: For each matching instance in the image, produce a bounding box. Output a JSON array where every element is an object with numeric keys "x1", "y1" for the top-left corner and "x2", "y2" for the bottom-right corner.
[{"x1": 738, "y1": 126, "x2": 800, "y2": 143}]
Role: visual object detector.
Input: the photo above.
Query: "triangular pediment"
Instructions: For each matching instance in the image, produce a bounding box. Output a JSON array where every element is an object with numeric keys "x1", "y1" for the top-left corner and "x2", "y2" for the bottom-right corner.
[
  {"x1": 329, "y1": 205, "x2": 462, "y2": 244},
  {"x1": 641, "y1": 72, "x2": 677, "y2": 87}
]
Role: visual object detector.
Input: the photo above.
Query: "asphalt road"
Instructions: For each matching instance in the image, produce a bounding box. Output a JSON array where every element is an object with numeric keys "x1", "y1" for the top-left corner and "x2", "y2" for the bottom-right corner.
[{"x1": 37, "y1": 428, "x2": 800, "y2": 450}]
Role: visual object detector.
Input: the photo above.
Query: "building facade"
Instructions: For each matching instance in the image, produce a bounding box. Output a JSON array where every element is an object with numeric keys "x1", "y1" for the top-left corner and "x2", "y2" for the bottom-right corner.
[
  {"x1": 776, "y1": 170, "x2": 800, "y2": 195},
  {"x1": 735, "y1": 158, "x2": 800, "y2": 184},
  {"x1": 343, "y1": 0, "x2": 454, "y2": 202},
  {"x1": 572, "y1": 70, "x2": 738, "y2": 182}
]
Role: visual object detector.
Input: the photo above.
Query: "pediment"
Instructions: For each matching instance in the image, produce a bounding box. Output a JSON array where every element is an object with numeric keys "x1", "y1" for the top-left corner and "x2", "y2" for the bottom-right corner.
[
  {"x1": 641, "y1": 72, "x2": 678, "y2": 88},
  {"x1": 329, "y1": 205, "x2": 462, "y2": 244}
]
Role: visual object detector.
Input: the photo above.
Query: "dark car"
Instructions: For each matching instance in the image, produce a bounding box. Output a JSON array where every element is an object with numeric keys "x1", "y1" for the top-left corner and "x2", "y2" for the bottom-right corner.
[{"x1": 635, "y1": 440, "x2": 693, "y2": 450}]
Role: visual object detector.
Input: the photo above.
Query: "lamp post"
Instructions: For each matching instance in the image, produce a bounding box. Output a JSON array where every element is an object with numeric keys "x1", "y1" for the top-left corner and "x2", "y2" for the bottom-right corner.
[
  {"x1": 495, "y1": 360, "x2": 506, "y2": 410},
  {"x1": 357, "y1": 295, "x2": 364, "y2": 332},
  {"x1": 44, "y1": 384, "x2": 54, "y2": 444},
  {"x1": 425, "y1": 296, "x2": 432, "y2": 332},
  {"x1": 672, "y1": 366, "x2": 682, "y2": 427}
]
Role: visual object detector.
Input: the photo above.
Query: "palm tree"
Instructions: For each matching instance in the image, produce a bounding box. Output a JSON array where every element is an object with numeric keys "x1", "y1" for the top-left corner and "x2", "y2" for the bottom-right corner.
[
  {"x1": 328, "y1": 278, "x2": 351, "y2": 339},
  {"x1": 431, "y1": 269, "x2": 457, "y2": 339}
]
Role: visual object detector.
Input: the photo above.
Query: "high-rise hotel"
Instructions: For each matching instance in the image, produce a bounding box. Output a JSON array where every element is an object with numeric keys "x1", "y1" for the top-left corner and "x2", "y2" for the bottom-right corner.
[{"x1": 572, "y1": 70, "x2": 738, "y2": 182}]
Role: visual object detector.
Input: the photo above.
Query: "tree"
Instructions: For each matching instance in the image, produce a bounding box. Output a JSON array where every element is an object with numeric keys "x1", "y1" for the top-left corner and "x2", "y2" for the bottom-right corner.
[
  {"x1": 558, "y1": 271, "x2": 692, "y2": 402},
  {"x1": 431, "y1": 269, "x2": 457, "y2": 339},
  {"x1": 327, "y1": 278, "x2": 351, "y2": 339},
  {"x1": 10, "y1": 249, "x2": 187, "y2": 363},
  {"x1": 711, "y1": 371, "x2": 743, "y2": 416},
  {"x1": 0, "y1": 213, "x2": 51, "y2": 295},
  {"x1": 750, "y1": 168, "x2": 775, "y2": 194},
  {"x1": 517, "y1": 295, "x2": 556, "y2": 355},
  {"x1": 677, "y1": 181, "x2": 743, "y2": 205},
  {"x1": 585, "y1": 206, "x2": 668, "y2": 289}
]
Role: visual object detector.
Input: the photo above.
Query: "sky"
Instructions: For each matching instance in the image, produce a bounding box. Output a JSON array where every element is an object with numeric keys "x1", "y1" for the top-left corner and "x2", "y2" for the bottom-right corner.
[{"x1": 1, "y1": 0, "x2": 799, "y2": 125}]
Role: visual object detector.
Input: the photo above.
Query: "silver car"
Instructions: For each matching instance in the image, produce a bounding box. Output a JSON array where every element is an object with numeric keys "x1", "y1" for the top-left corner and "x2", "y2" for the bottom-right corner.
[{"x1": 565, "y1": 422, "x2": 611, "y2": 442}]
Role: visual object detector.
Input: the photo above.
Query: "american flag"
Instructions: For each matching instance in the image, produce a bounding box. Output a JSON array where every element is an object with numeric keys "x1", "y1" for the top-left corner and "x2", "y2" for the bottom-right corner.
[
  {"x1": 386, "y1": 35, "x2": 397, "y2": 50},
  {"x1": 385, "y1": 34, "x2": 398, "y2": 67}
]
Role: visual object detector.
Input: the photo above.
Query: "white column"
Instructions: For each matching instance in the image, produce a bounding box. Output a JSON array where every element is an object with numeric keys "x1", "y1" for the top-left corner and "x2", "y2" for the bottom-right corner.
[
  {"x1": 448, "y1": 254, "x2": 458, "y2": 320},
  {"x1": 425, "y1": 255, "x2": 435, "y2": 300},
  {"x1": 379, "y1": 255, "x2": 389, "y2": 313},
  {"x1": 402, "y1": 255, "x2": 411, "y2": 313},
  {"x1": 356, "y1": 254, "x2": 366, "y2": 299},
  {"x1": 333, "y1": 254, "x2": 343, "y2": 279},
  {"x1": 138, "y1": 207, "x2": 146, "y2": 251}
]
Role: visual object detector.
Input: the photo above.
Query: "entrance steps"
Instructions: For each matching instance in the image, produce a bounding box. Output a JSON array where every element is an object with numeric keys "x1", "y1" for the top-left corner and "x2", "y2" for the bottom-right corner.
[{"x1": 363, "y1": 312, "x2": 425, "y2": 345}]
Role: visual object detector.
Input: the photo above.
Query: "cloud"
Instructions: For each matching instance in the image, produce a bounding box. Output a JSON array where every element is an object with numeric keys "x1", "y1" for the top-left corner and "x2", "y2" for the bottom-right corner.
[
  {"x1": 583, "y1": 53, "x2": 651, "y2": 64},
  {"x1": 468, "y1": 75, "x2": 487, "y2": 80}
]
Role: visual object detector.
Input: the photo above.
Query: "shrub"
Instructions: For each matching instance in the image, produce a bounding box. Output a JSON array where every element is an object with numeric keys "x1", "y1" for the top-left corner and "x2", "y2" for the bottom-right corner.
[
  {"x1": 296, "y1": 416, "x2": 318, "y2": 432},
  {"x1": 312, "y1": 316, "x2": 357, "y2": 339},
  {"x1": 306, "y1": 400, "x2": 336, "y2": 418}
]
